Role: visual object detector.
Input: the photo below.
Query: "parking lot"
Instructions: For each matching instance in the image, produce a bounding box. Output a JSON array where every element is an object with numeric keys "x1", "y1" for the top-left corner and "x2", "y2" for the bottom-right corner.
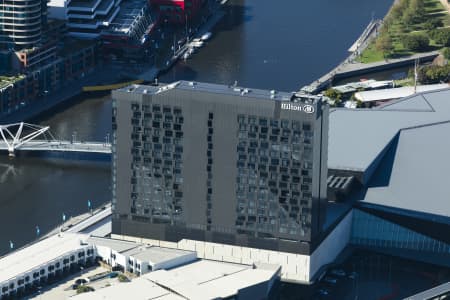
[
  {"x1": 28, "y1": 265, "x2": 123, "y2": 299},
  {"x1": 274, "y1": 250, "x2": 450, "y2": 300}
]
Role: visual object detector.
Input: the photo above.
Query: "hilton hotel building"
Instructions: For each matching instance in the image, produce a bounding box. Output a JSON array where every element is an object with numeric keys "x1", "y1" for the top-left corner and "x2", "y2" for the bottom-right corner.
[{"x1": 111, "y1": 81, "x2": 349, "y2": 283}]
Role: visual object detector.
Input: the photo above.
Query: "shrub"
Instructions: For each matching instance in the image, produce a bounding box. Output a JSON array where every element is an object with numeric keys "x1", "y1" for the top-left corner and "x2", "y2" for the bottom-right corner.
[
  {"x1": 402, "y1": 34, "x2": 430, "y2": 51},
  {"x1": 424, "y1": 19, "x2": 443, "y2": 31},
  {"x1": 118, "y1": 274, "x2": 129, "y2": 282},
  {"x1": 429, "y1": 29, "x2": 450, "y2": 46},
  {"x1": 442, "y1": 47, "x2": 450, "y2": 60},
  {"x1": 323, "y1": 88, "x2": 342, "y2": 101},
  {"x1": 418, "y1": 65, "x2": 450, "y2": 83},
  {"x1": 76, "y1": 285, "x2": 94, "y2": 294},
  {"x1": 375, "y1": 35, "x2": 394, "y2": 57}
]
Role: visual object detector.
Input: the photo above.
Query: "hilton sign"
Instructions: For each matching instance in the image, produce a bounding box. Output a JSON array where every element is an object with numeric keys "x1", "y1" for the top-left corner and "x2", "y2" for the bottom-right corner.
[{"x1": 281, "y1": 103, "x2": 315, "y2": 114}]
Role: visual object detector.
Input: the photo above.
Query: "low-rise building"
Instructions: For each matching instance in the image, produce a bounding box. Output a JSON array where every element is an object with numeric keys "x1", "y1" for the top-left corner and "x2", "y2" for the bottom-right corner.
[
  {"x1": 72, "y1": 260, "x2": 280, "y2": 300},
  {"x1": 0, "y1": 233, "x2": 95, "y2": 299},
  {"x1": 354, "y1": 83, "x2": 449, "y2": 105},
  {"x1": 0, "y1": 39, "x2": 97, "y2": 117},
  {"x1": 0, "y1": 233, "x2": 196, "y2": 299},
  {"x1": 87, "y1": 236, "x2": 197, "y2": 275}
]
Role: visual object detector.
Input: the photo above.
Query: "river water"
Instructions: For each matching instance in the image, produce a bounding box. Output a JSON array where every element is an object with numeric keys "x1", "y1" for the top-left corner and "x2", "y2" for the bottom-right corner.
[{"x1": 0, "y1": 0, "x2": 394, "y2": 270}]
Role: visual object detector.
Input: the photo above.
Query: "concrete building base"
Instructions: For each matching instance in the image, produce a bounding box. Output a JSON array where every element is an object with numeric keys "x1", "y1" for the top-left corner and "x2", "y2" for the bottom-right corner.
[{"x1": 112, "y1": 211, "x2": 353, "y2": 284}]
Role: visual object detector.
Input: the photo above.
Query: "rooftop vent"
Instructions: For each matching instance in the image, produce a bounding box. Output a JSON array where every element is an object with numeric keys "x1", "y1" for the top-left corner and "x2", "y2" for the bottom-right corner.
[{"x1": 188, "y1": 81, "x2": 196, "y2": 87}]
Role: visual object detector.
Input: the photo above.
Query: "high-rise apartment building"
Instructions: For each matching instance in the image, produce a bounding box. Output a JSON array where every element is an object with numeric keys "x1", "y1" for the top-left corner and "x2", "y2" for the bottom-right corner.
[
  {"x1": 112, "y1": 81, "x2": 328, "y2": 254},
  {"x1": 0, "y1": 0, "x2": 48, "y2": 49}
]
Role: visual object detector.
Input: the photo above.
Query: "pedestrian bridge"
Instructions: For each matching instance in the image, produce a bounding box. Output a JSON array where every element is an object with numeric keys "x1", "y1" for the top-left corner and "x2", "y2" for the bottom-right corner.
[{"x1": 0, "y1": 122, "x2": 111, "y2": 157}]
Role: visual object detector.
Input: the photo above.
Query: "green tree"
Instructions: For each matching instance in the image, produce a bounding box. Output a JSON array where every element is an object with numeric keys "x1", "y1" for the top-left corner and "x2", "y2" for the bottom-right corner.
[
  {"x1": 118, "y1": 274, "x2": 130, "y2": 282},
  {"x1": 418, "y1": 65, "x2": 450, "y2": 83},
  {"x1": 376, "y1": 35, "x2": 394, "y2": 57},
  {"x1": 430, "y1": 29, "x2": 450, "y2": 46},
  {"x1": 402, "y1": 34, "x2": 430, "y2": 51},
  {"x1": 409, "y1": 0, "x2": 426, "y2": 23},
  {"x1": 424, "y1": 19, "x2": 443, "y2": 31},
  {"x1": 442, "y1": 47, "x2": 450, "y2": 60},
  {"x1": 323, "y1": 88, "x2": 342, "y2": 101},
  {"x1": 402, "y1": 8, "x2": 416, "y2": 27},
  {"x1": 76, "y1": 285, "x2": 94, "y2": 294}
]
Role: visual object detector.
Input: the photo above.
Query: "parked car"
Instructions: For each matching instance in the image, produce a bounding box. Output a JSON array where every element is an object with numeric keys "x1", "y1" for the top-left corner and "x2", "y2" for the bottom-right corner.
[
  {"x1": 74, "y1": 278, "x2": 88, "y2": 285},
  {"x1": 323, "y1": 277, "x2": 337, "y2": 284},
  {"x1": 348, "y1": 271, "x2": 358, "y2": 279},
  {"x1": 317, "y1": 288, "x2": 329, "y2": 296},
  {"x1": 329, "y1": 269, "x2": 346, "y2": 277}
]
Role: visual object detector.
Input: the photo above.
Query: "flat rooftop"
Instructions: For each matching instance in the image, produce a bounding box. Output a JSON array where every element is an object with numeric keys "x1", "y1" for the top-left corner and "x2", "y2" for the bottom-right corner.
[
  {"x1": 354, "y1": 83, "x2": 449, "y2": 102},
  {"x1": 73, "y1": 260, "x2": 279, "y2": 300},
  {"x1": 122, "y1": 245, "x2": 195, "y2": 264},
  {"x1": 87, "y1": 236, "x2": 140, "y2": 253},
  {"x1": 117, "y1": 80, "x2": 303, "y2": 103},
  {"x1": 0, "y1": 233, "x2": 89, "y2": 284},
  {"x1": 72, "y1": 276, "x2": 184, "y2": 300}
]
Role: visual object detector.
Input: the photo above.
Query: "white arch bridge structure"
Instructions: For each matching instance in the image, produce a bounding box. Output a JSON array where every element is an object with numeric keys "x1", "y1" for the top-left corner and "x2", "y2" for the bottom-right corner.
[{"x1": 0, "y1": 123, "x2": 111, "y2": 157}]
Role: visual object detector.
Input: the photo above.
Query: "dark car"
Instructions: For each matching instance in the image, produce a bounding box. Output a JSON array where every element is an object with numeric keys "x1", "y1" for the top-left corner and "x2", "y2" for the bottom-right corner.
[{"x1": 74, "y1": 278, "x2": 88, "y2": 285}]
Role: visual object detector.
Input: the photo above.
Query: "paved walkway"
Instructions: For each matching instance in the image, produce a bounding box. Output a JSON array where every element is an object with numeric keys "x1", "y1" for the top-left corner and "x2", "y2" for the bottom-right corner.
[
  {"x1": 301, "y1": 20, "x2": 382, "y2": 93},
  {"x1": 333, "y1": 50, "x2": 440, "y2": 75}
]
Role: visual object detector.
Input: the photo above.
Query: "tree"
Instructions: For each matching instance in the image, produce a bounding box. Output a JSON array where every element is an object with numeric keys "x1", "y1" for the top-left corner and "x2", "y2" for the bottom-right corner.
[
  {"x1": 118, "y1": 274, "x2": 130, "y2": 282},
  {"x1": 409, "y1": 0, "x2": 426, "y2": 23},
  {"x1": 402, "y1": 34, "x2": 430, "y2": 51},
  {"x1": 424, "y1": 19, "x2": 443, "y2": 31},
  {"x1": 430, "y1": 29, "x2": 450, "y2": 46},
  {"x1": 418, "y1": 65, "x2": 450, "y2": 83},
  {"x1": 376, "y1": 35, "x2": 394, "y2": 57},
  {"x1": 442, "y1": 47, "x2": 450, "y2": 60},
  {"x1": 402, "y1": 8, "x2": 416, "y2": 27},
  {"x1": 323, "y1": 88, "x2": 342, "y2": 101},
  {"x1": 76, "y1": 285, "x2": 94, "y2": 294}
]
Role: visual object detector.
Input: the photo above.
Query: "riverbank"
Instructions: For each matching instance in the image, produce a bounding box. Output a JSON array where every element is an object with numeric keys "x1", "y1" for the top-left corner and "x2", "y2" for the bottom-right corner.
[
  {"x1": 359, "y1": 0, "x2": 450, "y2": 63},
  {"x1": 301, "y1": 0, "x2": 448, "y2": 95},
  {"x1": 133, "y1": 6, "x2": 226, "y2": 81},
  {"x1": 0, "y1": 2, "x2": 227, "y2": 125},
  {"x1": 301, "y1": 19, "x2": 383, "y2": 94}
]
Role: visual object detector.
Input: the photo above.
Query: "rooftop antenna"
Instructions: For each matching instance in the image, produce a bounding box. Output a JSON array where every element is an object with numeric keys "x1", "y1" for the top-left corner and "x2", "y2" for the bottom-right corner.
[{"x1": 414, "y1": 58, "x2": 419, "y2": 94}]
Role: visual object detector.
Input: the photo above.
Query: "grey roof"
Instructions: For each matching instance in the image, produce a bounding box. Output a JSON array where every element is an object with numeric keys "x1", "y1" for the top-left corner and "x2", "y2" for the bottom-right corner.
[
  {"x1": 87, "y1": 236, "x2": 140, "y2": 253},
  {"x1": 122, "y1": 246, "x2": 195, "y2": 264},
  {"x1": 329, "y1": 88, "x2": 450, "y2": 218},
  {"x1": 363, "y1": 121, "x2": 450, "y2": 218},
  {"x1": 328, "y1": 88, "x2": 450, "y2": 178},
  {"x1": 121, "y1": 81, "x2": 299, "y2": 102}
]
